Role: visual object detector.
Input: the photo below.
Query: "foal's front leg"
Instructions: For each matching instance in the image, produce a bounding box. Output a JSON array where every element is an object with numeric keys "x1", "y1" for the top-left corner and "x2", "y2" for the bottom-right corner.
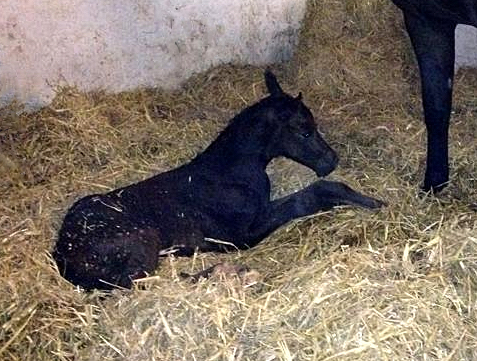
[{"x1": 248, "y1": 180, "x2": 384, "y2": 243}]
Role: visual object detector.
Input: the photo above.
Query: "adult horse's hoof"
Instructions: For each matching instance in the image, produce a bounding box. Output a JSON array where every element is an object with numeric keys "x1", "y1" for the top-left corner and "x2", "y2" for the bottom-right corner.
[{"x1": 422, "y1": 179, "x2": 449, "y2": 193}]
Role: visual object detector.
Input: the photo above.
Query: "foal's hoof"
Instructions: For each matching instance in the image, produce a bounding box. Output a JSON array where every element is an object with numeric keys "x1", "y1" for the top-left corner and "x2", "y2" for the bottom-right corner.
[
  {"x1": 180, "y1": 262, "x2": 261, "y2": 286},
  {"x1": 359, "y1": 195, "x2": 386, "y2": 209}
]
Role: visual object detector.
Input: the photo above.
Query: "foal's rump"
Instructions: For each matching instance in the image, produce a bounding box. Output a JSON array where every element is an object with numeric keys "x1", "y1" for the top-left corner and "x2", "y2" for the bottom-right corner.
[
  {"x1": 53, "y1": 229, "x2": 162, "y2": 290},
  {"x1": 53, "y1": 194, "x2": 162, "y2": 289}
]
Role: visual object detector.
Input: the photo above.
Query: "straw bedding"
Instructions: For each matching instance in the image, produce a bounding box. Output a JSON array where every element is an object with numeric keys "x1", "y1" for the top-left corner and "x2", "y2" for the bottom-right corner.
[{"x1": 1, "y1": 0, "x2": 476, "y2": 360}]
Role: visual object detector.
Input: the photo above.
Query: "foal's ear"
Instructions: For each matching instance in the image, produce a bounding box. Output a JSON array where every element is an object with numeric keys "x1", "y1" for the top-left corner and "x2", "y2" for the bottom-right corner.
[
  {"x1": 295, "y1": 92, "x2": 303, "y2": 101},
  {"x1": 264, "y1": 69, "x2": 284, "y2": 96}
]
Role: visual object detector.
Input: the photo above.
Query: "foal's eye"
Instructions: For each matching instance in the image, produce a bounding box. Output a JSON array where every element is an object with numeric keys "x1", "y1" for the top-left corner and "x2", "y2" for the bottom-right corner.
[{"x1": 301, "y1": 131, "x2": 312, "y2": 138}]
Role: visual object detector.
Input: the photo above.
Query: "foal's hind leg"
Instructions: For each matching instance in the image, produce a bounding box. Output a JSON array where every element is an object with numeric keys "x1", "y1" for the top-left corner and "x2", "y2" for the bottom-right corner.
[
  {"x1": 111, "y1": 228, "x2": 163, "y2": 288},
  {"x1": 247, "y1": 180, "x2": 384, "y2": 243}
]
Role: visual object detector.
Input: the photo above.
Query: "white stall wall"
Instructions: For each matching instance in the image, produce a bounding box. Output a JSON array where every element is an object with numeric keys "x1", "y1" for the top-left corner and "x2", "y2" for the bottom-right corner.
[
  {"x1": 1, "y1": 2, "x2": 476, "y2": 110},
  {"x1": 0, "y1": 0, "x2": 307, "y2": 109},
  {"x1": 456, "y1": 25, "x2": 477, "y2": 69}
]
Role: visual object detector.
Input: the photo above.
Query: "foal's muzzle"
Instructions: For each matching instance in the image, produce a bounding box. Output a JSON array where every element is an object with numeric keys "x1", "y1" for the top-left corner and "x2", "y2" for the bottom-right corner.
[{"x1": 315, "y1": 150, "x2": 339, "y2": 177}]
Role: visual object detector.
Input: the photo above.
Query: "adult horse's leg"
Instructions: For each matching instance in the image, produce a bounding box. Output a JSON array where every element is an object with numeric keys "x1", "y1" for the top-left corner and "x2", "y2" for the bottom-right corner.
[
  {"x1": 246, "y1": 180, "x2": 384, "y2": 244},
  {"x1": 403, "y1": 12, "x2": 456, "y2": 192}
]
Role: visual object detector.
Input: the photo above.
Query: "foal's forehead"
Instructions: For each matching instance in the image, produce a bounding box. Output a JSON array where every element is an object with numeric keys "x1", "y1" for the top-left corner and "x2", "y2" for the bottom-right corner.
[
  {"x1": 264, "y1": 93, "x2": 316, "y2": 124},
  {"x1": 277, "y1": 93, "x2": 306, "y2": 109}
]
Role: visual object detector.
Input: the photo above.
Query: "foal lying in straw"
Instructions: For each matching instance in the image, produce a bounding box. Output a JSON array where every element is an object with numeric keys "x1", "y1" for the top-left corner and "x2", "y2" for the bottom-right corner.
[{"x1": 53, "y1": 70, "x2": 384, "y2": 290}]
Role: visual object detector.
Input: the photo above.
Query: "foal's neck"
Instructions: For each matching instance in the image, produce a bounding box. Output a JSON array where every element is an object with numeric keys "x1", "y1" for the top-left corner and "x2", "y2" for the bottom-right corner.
[{"x1": 194, "y1": 106, "x2": 273, "y2": 170}]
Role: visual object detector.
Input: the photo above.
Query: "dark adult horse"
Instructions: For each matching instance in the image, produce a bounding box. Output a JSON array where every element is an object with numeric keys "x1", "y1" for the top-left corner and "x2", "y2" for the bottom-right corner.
[
  {"x1": 391, "y1": 0, "x2": 477, "y2": 191},
  {"x1": 53, "y1": 70, "x2": 383, "y2": 290}
]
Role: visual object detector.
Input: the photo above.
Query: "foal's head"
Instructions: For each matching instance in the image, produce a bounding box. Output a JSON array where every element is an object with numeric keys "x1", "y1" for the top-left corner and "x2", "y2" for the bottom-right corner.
[{"x1": 262, "y1": 70, "x2": 338, "y2": 177}]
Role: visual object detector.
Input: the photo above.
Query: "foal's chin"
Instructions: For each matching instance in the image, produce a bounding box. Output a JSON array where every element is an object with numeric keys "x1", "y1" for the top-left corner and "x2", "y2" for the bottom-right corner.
[{"x1": 314, "y1": 164, "x2": 337, "y2": 178}]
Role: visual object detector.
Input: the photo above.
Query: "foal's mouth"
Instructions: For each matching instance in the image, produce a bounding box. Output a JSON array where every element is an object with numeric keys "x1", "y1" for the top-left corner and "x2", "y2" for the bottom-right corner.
[
  {"x1": 315, "y1": 169, "x2": 335, "y2": 178},
  {"x1": 314, "y1": 159, "x2": 339, "y2": 178}
]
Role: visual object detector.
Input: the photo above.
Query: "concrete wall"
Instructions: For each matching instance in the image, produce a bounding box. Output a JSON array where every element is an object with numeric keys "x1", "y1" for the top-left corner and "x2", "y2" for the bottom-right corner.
[
  {"x1": 1, "y1": 2, "x2": 476, "y2": 109},
  {"x1": 0, "y1": 0, "x2": 307, "y2": 109},
  {"x1": 456, "y1": 25, "x2": 477, "y2": 69}
]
